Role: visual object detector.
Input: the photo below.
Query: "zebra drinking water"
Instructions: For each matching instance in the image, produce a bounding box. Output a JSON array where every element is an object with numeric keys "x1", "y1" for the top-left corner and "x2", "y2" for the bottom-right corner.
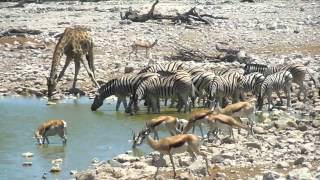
[{"x1": 91, "y1": 73, "x2": 159, "y2": 111}]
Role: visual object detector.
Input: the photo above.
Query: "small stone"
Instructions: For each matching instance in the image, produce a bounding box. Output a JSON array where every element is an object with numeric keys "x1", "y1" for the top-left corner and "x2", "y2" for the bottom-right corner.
[
  {"x1": 114, "y1": 154, "x2": 139, "y2": 163},
  {"x1": 298, "y1": 125, "x2": 308, "y2": 131},
  {"x1": 46, "y1": 101, "x2": 57, "y2": 105},
  {"x1": 91, "y1": 158, "x2": 99, "y2": 164},
  {"x1": 0, "y1": 88, "x2": 8, "y2": 93},
  {"x1": 277, "y1": 161, "x2": 289, "y2": 169},
  {"x1": 119, "y1": 20, "x2": 132, "y2": 25},
  {"x1": 70, "y1": 170, "x2": 77, "y2": 175},
  {"x1": 50, "y1": 164, "x2": 61, "y2": 173},
  {"x1": 51, "y1": 158, "x2": 63, "y2": 164},
  {"x1": 22, "y1": 162, "x2": 32, "y2": 166},
  {"x1": 312, "y1": 120, "x2": 320, "y2": 128},
  {"x1": 294, "y1": 157, "x2": 305, "y2": 165},
  {"x1": 253, "y1": 126, "x2": 266, "y2": 134},
  {"x1": 124, "y1": 66, "x2": 134, "y2": 73},
  {"x1": 211, "y1": 155, "x2": 225, "y2": 163},
  {"x1": 246, "y1": 142, "x2": 262, "y2": 150},
  {"x1": 262, "y1": 171, "x2": 280, "y2": 180}
]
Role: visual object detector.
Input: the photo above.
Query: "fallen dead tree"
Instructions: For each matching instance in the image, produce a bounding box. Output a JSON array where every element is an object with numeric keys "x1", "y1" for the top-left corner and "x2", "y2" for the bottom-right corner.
[
  {"x1": 165, "y1": 45, "x2": 221, "y2": 63},
  {"x1": 0, "y1": 28, "x2": 42, "y2": 37},
  {"x1": 120, "y1": 0, "x2": 228, "y2": 25},
  {"x1": 165, "y1": 44, "x2": 251, "y2": 63}
]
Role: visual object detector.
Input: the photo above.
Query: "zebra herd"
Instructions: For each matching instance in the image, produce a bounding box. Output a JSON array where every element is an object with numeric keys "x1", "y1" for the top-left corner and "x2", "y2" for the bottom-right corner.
[{"x1": 91, "y1": 62, "x2": 317, "y2": 113}]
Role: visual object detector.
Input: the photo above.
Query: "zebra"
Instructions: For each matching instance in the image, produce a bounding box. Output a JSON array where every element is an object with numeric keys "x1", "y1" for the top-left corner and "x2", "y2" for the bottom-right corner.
[
  {"x1": 190, "y1": 71, "x2": 216, "y2": 107},
  {"x1": 127, "y1": 71, "x2": 195, "y2": 114},
  {"x1": 238, "y1": 72, "x2": 265, "y2": 99},
  {"x1": 207, "y1": 71, "x2": 243, "y2": 108},
  {"x1": 244, "y1": 63, "x2": 316, "y2": 102},
  {"x1": 187, "y1": 67, "x2": 207, "y2": 76},
  {"x1": 258, "y1": 70, "x2": 293, "y2": 111},
  {"x1": 138, "y1": 62, "x2": 186, "y2": 76},
  {"x1": 91, "y1": 73, "x2": 159, "y2": 111}
]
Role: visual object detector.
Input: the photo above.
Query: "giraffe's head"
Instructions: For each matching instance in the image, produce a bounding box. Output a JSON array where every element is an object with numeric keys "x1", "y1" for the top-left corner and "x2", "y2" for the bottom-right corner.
[{"x1": 47, "y1": 76, "x2": 57, "y2": 98}]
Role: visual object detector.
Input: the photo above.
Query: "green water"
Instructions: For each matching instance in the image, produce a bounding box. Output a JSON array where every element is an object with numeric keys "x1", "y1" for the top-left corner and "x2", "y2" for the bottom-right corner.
[{"x1": 0, "y1": 96, "x2": 187, "y2": 180}]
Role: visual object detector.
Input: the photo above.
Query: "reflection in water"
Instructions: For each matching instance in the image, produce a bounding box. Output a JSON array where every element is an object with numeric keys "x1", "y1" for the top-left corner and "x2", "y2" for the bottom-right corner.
[
  {"x1": 0, "y1": 97, "x2": 196, "y2": 180},
  {"x1": 36, "y1": 145, "x2": 66, "y2": 160}
]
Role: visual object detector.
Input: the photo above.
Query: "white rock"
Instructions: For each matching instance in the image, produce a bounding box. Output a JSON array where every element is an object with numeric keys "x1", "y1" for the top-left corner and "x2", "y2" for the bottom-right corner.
[
  {"x1": 287, "y1": 167, "x2": 312, "y2": 180},
  {"x1": 22, "y1": 152, "x2": 33, "y2": 158},
  {"x1": 51, "y1": 158, "x2": 63, "y2": 164},
  {"x1": 114, "y1": 154, "x2": 139, "y2": 163},
  {"x1": 277, "y1": 161, "x2": 289, "y2": 169}
]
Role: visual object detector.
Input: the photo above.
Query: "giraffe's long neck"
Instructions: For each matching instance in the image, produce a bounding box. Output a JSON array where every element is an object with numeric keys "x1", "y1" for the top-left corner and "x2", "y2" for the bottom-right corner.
[{"x1": 49, "y1": 32, "x2": 70, "y2": 80}]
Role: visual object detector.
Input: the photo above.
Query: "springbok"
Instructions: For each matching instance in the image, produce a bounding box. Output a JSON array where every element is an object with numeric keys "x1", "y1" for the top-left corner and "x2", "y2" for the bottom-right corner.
[
  {"x1": 215, "y1": 98, "x2": 256, "y2": 135},
  {"x1": 204, "y1": 113, "x2": 251, "y2": 140},
  {"x1": 34, "y1": 120, "x2": 67, "y2": 145},
  {"x1": 145, "y1": 116, "x2": 189, "y2": 139},
  {"x1": 132, "y1": 128, "x2": 210, "y2": 178},
  {"x1": 133, "y1": 116, "x2": 188, "y2": 147},
  {"x1": 182, "y1": 109, "x2": 214, "y2": 138},
  {"x1": 128, "y1": 39, "x2": 158, "y2": 60}
]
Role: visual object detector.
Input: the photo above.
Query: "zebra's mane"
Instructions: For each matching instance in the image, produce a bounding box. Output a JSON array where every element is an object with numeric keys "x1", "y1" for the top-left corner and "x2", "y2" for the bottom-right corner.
[
  {"x1": 245, "y1": 63, "x2": 268, "y2": 68},
  {"x1": 98, "y1": 79, "x2": 117, "y2": 94}
]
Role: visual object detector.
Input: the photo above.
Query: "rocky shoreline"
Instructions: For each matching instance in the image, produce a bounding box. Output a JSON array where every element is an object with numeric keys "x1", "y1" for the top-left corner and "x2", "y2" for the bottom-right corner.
[
  {"x1": 1, "y1": 0, "x2": 320, "y2": 179},
  {"x1": 75, "y1": 110, "x2": 320, "y2": 179}
]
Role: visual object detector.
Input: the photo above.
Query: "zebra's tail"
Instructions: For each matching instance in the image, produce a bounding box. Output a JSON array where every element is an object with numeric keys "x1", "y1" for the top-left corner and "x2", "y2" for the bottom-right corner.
[{"x1": 191, "y1": 83, "x2": 196, "y2": 100}]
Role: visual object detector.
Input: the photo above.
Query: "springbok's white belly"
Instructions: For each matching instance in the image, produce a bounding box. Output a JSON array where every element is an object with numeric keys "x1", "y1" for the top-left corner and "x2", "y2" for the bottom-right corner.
[{"x1": 160, "y1": 144, "x2": 188, "y2": 155}]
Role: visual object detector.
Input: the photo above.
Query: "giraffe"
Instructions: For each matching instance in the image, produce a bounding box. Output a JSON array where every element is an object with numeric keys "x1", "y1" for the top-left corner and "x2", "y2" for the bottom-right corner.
[{"x1": 47, "y1": 26, "x2": 100, "y2": 99}]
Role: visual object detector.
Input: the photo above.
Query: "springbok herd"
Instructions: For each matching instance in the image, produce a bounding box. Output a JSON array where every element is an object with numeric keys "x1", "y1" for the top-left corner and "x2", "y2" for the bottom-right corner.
[{"x1": 34, "y1": 26, "x2": 319, "y2": 178}]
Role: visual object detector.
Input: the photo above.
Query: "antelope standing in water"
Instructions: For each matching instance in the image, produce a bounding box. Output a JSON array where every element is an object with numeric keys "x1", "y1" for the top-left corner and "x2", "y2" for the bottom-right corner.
[
  {"x1": 34, "y1": 120, "x2": 67, "y2": 145},
  {"x1": 129, "y1": 39, "x2": 158, "y2": 60}
]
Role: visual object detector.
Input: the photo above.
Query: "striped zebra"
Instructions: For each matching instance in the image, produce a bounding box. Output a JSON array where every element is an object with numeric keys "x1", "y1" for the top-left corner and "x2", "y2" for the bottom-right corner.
[
  {"x1": 238, "y1": 72, "x2": 265, "y2": 98},
  {"x1": 258, "y1": 70, "x2": 293, "y2": 111},
  {"x1": 244, "y1": 63, "x2": 316, "y2": 101},
  {"x1": 207, "y1": 71, "x2": 243, "y2": 108},
  {"x1": 190, "y1": 71, "x2": 216, "y2": 107},
  {"x1": 187, "y1": 67, "x2": 207, "y2": 76},
  {"x1": 138, "y1": 62, "x2": 186, "y2": 76},
  {"x1": 91, "y1": 73, "x2": 159, "y2": 111},
  {"x1": 128, "y1": 71, "x2": 195, "y2": 114}
]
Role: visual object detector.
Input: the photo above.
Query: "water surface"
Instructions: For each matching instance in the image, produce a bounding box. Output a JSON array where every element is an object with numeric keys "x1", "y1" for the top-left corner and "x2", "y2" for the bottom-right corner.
[{"x1": 0, "y1": 96, "x2": 181, "y2": 180}]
